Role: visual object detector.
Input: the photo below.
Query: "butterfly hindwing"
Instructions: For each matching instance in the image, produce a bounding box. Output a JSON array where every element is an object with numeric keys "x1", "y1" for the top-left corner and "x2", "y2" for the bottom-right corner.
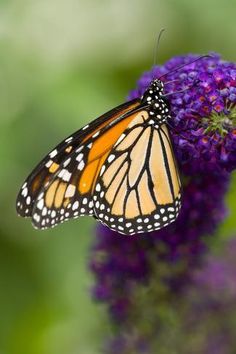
[{"x1": 93, "y1": 112, "x2": 181, "y2": 235}]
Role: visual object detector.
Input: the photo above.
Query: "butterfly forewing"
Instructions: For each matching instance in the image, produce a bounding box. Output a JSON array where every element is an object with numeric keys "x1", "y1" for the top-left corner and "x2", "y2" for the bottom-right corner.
[
  {"x1": 93, "y1": 111, "x2": 181, "y2": 235},
  {"x1": 29, "y1": 101, "x2": 142, "y2": 229},
  {"x1": 16, "y1": 99, "x2": 140, "y2": 220}
]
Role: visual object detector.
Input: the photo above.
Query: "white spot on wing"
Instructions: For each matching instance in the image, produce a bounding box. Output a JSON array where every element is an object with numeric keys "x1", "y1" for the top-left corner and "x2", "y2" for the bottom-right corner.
[
  {"x1": 168, "y1": 207, "x2": 175, "y2": 212},
  {"x1": 65, "y1": 184, "x2": 76, "y2": 198},
  {"x1": 37, "y1": 199, "x2": 44, "y2": 210},
  {"x1": 63, "y1": 158, "x2": 71, "y2": 167},
  {"x1": 96, "y1": 184, "x2": 101, "y2": 192},
  {"x1": 108, "y1": 154, "x2": 115, "y2": 163},
  {"x1": 26, "y1": 196, "x2": 31, "y2": 205},
  {"x1": 76, "y1": 153, "x2": 83, "y2": 162},
  {"x1": 72, "y1": 201, "x2": 79, "y2": 210},
  {"x1": 33, "y1": 213, "x2": 40, "y2": 222},
  {"x1": 49, "y1": 149, "x2": 57, "y2": 158},
  {"x1": 76, "y1": 146, "x2": 83, "y2": 153},
  {"x1": 38, "y1": 192, "x2": 44, "y2": 200},
  {"x1": 21, "y1": 187, "x2": 28, "y2": 197},
  {"x1": 78, "y1": 160, "x2": 85, "y2": 171},
  {"x1": 92, "y1": 131, "x2": 99, "y2": 138},
  {"x1": 58, "y1": 169, "x2": 65, "y2": 178},
  {"x1": 45, "y1": 160, "x2": 53, "y2": 168},
  {"x1": 100, "y1": 165, "x2": 105, "y2": 175},
  {"x1": 63, "y1": 170, "x2": 71, "y2": 182},
  {"x1": 42, "y1": 207, "x2": 47, "y2": 216}
]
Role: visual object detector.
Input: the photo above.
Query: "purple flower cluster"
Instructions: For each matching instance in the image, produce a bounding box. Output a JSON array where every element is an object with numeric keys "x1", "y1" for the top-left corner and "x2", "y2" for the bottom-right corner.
[
  {"x1": 91, "y1": 173, "x2": 229, "y2": 323},
  {"x1": 89, "y1": 54, "x2": 236, "y2": 352},
  {"x1": 192, "y1": 237, "x2": 236, "y2": 299},
  {"x1": 105, "y1": 237, "x2": 236, "y2": 354},
  {"x1": 130, "y1": 53, "x2": 236, "y2": 174},
  {"x1": 181, "y1": 236, "x2": 236, "y2": 354}
]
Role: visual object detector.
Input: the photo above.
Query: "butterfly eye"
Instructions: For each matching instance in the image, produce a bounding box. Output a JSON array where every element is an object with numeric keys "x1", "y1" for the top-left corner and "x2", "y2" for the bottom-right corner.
[{"x1": 156, "y1": 81, "x2": 164, "y2": 89}]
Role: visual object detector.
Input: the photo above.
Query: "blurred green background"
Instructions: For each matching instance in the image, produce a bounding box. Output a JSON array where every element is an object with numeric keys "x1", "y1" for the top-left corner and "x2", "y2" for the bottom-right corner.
[{"x1": 1, "y1": 0, "x2": 236, "y2": 353}]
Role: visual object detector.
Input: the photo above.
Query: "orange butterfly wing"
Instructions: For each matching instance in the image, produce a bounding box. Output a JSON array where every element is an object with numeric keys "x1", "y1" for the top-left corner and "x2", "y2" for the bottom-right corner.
[
  {"x1": 27, "y1": 102, "x2": 143, "y2": 229},
  {"x1": 16, "y1": 99, "x2": 140, "y2": 219},
  {"x1": 17, "y1": 98, "x2": 181, "y2": 234},
  {"x1": 93, "y1": 116, "x2": 181, "y2": 234}
]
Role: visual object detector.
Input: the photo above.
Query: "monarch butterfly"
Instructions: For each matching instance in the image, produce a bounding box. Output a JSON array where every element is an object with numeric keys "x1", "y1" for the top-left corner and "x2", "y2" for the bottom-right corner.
[
  {"x1": 16, "y1": 75, "x2": 182, "y2": 235},
  {"x1": 16, "y1": 25, "x2": 208, "y2": 236}
]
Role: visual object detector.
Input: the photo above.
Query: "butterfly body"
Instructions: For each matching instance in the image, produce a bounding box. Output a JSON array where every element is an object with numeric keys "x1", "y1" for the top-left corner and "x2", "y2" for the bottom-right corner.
[
  {"x1": 141, "y1": 79, "x2": 170, "y2": 125},
  {"x1": 16, "y1": 78, "x2": 181, "y2": 235}
]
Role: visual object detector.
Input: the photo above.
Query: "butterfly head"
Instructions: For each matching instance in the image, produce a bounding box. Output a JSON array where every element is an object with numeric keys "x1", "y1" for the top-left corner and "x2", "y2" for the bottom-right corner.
[
  {"x1": 151, "y1": 79, "x2": 164, "y2": 92},
  {"x1": 141, "y1": 79, "x2": 170, "y2": 124}
]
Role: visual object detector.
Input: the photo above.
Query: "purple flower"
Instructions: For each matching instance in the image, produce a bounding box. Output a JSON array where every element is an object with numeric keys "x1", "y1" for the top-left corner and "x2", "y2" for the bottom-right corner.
[
  {"x1": 191, "y1": 237, "x2": 236, "y2": 304},
  {"x1": 91, "y1": 173, "x2": 229, "y2": 322},
  {"x1": 130, "y1": 53, "x2": 236, "y2": 174},
  {"x1": 105, "y1": 334, "x2": 150, "y2": 354},
  {"x1": 105, "y1": 237, "x2": 236, "y2": 354},
  {"x1": 89, "y1": 54, "x2": 236, "y2": 351},
  {"x1": 182, "y1": 237, "x2": 236, "y2": 354}
]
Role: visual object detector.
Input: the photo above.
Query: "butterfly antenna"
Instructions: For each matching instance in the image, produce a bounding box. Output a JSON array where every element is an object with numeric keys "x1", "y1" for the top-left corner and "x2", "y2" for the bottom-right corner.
[
  {"x1": 159, "y1": 54, "x2": 213, "y2": 80},
  {"x1": 163, "y1": 79, "x2": 200, "y2": 97},
  {"x1": 153, "y1": 28, "x2": 165, "y2": 68}
]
